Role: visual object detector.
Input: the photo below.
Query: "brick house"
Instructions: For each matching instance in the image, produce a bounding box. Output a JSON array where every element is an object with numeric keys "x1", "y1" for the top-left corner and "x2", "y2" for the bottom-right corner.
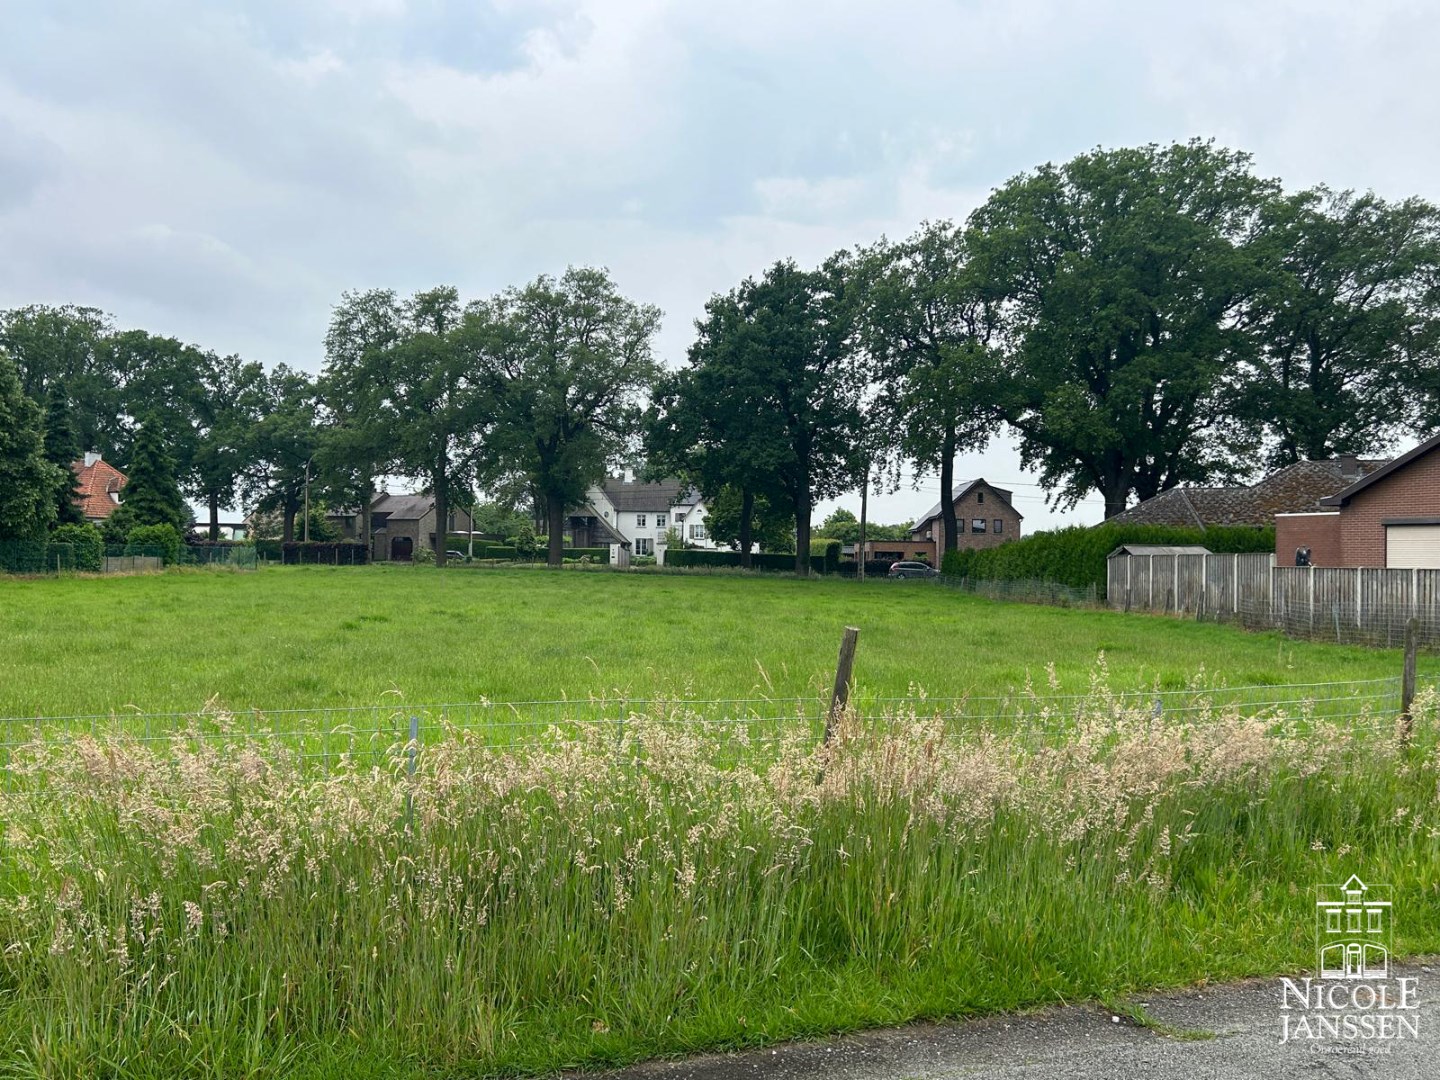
[
  {"x1": 1275, "y1": 433, "x2": 1440, "y2": 568},
  {"x1": 328, "y1": 493, "x2": 475, "y2": 562},
  {"x1": 71, "y1": 452, "x2": 127, "y2": 524},
  {"x1": 896, "y1": 479, "x2": 1023, "y2": 565}
]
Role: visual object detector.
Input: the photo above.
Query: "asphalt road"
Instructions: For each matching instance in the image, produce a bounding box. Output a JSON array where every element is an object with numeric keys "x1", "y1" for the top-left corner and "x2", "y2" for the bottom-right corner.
[{"x1": 596, "y1": 963, "x2": 1435, "y2": 1080}]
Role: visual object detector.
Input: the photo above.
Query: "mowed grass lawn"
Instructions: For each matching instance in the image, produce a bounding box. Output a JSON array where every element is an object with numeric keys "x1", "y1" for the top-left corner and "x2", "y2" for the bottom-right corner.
[{"x1": 0, "y1": 563, "x2": 1413, "y2": 717}]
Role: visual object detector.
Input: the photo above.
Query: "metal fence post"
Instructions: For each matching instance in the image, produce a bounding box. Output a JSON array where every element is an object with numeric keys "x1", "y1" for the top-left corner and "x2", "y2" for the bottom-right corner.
[
  {"x1": 405, "y1": 713, "x2": 419, "y2": 828},
  {"x1": 1401, "y1": 618, "x2": 1419, "y2": 745}
]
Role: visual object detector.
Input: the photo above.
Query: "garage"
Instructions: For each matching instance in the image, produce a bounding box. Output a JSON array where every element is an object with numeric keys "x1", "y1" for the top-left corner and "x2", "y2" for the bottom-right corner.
[{"x1": 1385, "y1": 524, "x2": 1440, "y2": 569}]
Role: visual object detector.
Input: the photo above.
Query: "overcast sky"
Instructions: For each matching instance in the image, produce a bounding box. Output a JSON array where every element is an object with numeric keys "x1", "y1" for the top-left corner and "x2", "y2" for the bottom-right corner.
[{"x1": 3, "y1": 0, "x2": 1438, "y2": 528}]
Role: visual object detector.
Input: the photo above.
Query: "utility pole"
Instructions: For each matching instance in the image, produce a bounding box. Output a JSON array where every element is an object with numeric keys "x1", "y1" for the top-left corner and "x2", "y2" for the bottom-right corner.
[
  {"x1": 858, "y1": 462, "x2": 869, "y2": 582},
  {"x1": 303, "y1": 456, "x2": 313, "y2": 543}
]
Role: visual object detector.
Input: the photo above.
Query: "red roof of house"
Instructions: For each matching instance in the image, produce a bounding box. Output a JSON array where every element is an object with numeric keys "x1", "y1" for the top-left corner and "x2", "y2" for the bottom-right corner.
[{"x1": 71, "y1": 456, "x2": 127, "y2": 521}]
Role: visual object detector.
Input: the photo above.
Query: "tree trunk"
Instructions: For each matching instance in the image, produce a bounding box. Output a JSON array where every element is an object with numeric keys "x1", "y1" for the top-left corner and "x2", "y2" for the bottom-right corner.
[
  {"x1": 1102, "y1": 486, "x2": 1128, "y2": 519},
  {"x1": 546, "y1": 495, "x2": 565, "y2": 568},
  {"x1": 207, "y1": 493, "x2": 220, "y2": 542},
  {"x1": 281, "y1": 499, "x2": 297, "y2": 544},
  {"x1": 939, "y1": 425, "x2": 958, "y2": 556},
  {"x1": 794, "y1": 485, "x2": 811, "y2": 577},
  {"x1": 738, "y1": 487, "x2": 754, "y2": 569},
  {"x1": 433, "y1": 463, "x2": 448, "y2": 569}
]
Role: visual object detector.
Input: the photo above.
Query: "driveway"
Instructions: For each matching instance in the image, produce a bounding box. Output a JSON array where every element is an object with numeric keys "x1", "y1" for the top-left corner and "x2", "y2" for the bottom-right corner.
[{"x1": 596, "y1": 962, "x2": 1434, "y2": 1080}]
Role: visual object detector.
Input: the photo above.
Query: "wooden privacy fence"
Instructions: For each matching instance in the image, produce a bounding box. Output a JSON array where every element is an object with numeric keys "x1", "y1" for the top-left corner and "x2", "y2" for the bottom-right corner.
[{"x1": 1107, "y1": 552, "x2": 1440, "y2": 646}]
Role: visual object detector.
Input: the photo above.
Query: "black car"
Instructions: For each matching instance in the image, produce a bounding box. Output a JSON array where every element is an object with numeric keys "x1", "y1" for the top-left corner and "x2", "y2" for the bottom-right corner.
[{"x1": 887, "y1": 561, "x2": 938, "y2": 579}]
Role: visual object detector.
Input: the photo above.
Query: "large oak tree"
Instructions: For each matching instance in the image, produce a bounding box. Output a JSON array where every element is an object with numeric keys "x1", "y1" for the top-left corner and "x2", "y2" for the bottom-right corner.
[{"x1": 967, "y1": 140, "x2": 1276, "y2": 518}]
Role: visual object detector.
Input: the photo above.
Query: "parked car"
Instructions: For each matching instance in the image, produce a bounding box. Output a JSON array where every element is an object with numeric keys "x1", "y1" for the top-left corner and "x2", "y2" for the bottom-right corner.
[
  {"x1": 444, "y1": 549, "x2": 467, "y2": 560},
  {"x1": 887, "y1": 561, "x2": 938, "y2": 579}
]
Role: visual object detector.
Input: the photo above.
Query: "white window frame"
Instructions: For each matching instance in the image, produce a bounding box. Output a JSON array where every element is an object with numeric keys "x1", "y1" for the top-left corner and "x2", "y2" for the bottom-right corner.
[
  {"x1": 634, "y1": 537, "x2": 653, "y2": 556},
  {"x1": 635, "y1": 513, "x2": 647, "y2": 528},
  {"x1": 689, "y1": 523, "x2": 707, "y2": 540},
  {"x1": 656, "y1": 513, "x2": 667, "y2": 528}
]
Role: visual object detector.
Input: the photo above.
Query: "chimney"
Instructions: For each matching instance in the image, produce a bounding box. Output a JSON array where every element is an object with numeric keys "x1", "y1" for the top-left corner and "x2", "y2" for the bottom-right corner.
[
  {"x1": 83, "y1": 450, "x2": 101, "y2": 468},
  {"x1": 1337, "y1": 454, "x2": 1361, "y2": 479}
]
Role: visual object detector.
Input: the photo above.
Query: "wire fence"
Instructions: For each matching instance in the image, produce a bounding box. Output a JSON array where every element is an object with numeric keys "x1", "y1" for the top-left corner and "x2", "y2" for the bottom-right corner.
[
  {"x1": 1, "y1": 674, "x2": 1426, "y2": 790},
  {"x1": 0, "y1": 540, "x2": 258, "y2": 575}
]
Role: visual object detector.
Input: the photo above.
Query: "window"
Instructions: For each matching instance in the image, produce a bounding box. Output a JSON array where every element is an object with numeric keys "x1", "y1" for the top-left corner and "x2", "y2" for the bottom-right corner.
[
  {"x1": 1368, "y1": 908, "x2": 1383, "y2": 933},
  {"x1": 689, "y1": 523, "x2": 707, "y2": 540},
  {"x1": 634, "y1": 537, "x2": 653, "y2": 556},
  {"x1": 971, "y1": 519, "x2": 987, "y2": 533},
  {"x1": 994, "y1": 519, "x2": 1003, "y2": 534},
  {"x1": 1326, "y1": 909, "x2": 1341, "y2": 933},
  {"x1": 977, "y1": 491, "x2": 984, "y2": 503},
  {"x1": 1347, "y1": 909, "x2": 1361, "y2": 932},
  {"x1": 635, "y1": 514, "x2": 647, "y2": 528},
  {"x1": 656, "y1": 513, "x2": 667, "y2": 528}
]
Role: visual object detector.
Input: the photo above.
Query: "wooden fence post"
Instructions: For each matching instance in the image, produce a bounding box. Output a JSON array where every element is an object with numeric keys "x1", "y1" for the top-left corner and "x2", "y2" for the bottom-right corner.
[
  {"x1": 1401, "y1": 617, "x2": 1419, "y2": 744},
  {"x1": 825, "y1": 626, "x2": 860, "y2": 744}
]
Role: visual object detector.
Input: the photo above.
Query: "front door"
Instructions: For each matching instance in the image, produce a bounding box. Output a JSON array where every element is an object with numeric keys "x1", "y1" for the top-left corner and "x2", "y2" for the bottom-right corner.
[{"x1": 391, "y1": 536, "x2": 413, "y2": 562}]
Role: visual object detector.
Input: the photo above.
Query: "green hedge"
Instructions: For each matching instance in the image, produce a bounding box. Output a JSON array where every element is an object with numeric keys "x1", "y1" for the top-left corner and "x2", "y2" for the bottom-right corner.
[
  {"x1": 665, "y1": 549, "x2": 830, "y2": 574},
  {"x1": 52, "y1": 524, "x2": 104, "y2": 571},
  {"x1": 281, "y1": 541, "x2": 369, "y2": 565},
  {"x1": 940, "y1": 523, "x2": 1276, "y2": 594},
  {"x1": 125, "y1": 524, "x2": 183, "y2": 564}
]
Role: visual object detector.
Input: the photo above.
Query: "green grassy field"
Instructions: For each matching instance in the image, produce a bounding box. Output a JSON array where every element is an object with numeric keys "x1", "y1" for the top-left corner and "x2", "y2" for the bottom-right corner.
[
  {"x1": 0, "y1": 564, "x2": 1416, "y2": 718},
  {"x1": 3, "y1": 564, "x2": 1437, "y2": 1079}
]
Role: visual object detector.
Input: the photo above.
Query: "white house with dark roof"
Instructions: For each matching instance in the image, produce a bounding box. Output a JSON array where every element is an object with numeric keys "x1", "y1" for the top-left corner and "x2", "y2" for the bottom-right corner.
[{"x1": 584, "y1": 476, "x2": 718, "y2": 562}]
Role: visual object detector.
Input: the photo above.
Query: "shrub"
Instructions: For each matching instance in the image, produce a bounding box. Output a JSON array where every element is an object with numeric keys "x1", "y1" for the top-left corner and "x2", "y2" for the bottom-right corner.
[
  {"x1": 52, "y1": 523, "x2": 104, "y2": 571},
  {"x1": 940, "y1": 523, "x2": 1276, "y2": 594},
  {"x1": 125, "y1": 523, "x2": 182, "y2": 564},
  {"x1": 809, "y1": 537, "x2": 842, "y2": 573}
]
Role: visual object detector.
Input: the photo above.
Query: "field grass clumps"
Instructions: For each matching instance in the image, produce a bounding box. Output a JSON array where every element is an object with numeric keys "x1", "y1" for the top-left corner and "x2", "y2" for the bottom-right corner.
[
  {"x1": 3, "y1": 689, "x2": 1437, "y2": 1077},
  {"x1": 943, "y1": 523, "x2": 1277, "y2": 593}
]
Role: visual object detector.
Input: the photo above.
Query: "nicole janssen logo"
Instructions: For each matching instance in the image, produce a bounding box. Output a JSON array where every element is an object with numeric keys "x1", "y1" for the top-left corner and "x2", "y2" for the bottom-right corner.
[{"x1": 1279, "y1": 875, "x2": 1420, "y2": 1048}]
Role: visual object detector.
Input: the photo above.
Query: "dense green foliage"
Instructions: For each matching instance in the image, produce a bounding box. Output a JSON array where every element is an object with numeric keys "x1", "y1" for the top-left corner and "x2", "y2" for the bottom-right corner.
[
  {"x1": 0, "y1": 349, "x2": 63, "y2": 542},
  {"x1": 124, "y1": 523, "x2": 183, "y2": 564},
  {"x1": 120, "y1": 421, "x2": 186, "y2": 531},
  {"x1": 941, "y1": 523, "x2": 1277, "y2": 592},
  {"x1": 51, "y1": 522, "x2": 104, "y2": 571}
]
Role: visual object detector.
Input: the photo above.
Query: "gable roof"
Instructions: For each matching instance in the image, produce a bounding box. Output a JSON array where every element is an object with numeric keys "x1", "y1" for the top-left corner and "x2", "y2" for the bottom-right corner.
[
  {"x1": 370, "y1": 493, "x2": 437, "y2": 521},
  {"x1": 911, "y1": 479, "x2": 1022, "y2": 532},
  {"x1": 600, "y1": 477, "x2": 696, "y2": 513},
  {"x1": 1108, "y1": 544, "x2": 1212, "y2": 557},
  {"x1": 1319, "y1": 433, "x2": 1440, "y2": 507},
  {"x1": 71, "y1": 455, "x2": 127, "y2": 520},
  {"x1": 1109, "y1": 458, "x2": 1388, "y2": 528}
]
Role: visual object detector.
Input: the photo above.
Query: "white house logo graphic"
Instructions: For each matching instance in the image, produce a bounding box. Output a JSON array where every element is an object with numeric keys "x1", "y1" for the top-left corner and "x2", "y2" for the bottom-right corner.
[
  {"x1": 1316, "y1": 874, "x2": 1390, "y2": 980},
  {"x1": 1279, "y1": 874, "x2": 1420, "y2": 1047}
]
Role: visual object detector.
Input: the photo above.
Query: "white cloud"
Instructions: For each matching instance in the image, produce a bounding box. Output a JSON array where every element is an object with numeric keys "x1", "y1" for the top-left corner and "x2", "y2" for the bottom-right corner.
[{"x1": 2, "y1": 0, "x2": 1438, "y2": 527}]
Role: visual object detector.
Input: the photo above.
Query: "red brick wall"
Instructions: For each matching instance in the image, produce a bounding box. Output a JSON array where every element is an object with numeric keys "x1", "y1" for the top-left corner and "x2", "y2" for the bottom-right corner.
[
  {"x1": 1275, "y1": 514, "x2": 1342, "y2": 567},
  {"x1": 1339, "y1": 448, "x2": 1440, "y2": 566}
]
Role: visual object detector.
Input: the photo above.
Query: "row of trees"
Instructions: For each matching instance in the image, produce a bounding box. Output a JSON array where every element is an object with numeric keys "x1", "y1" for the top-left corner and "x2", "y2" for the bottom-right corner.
[
  {"x1": 3, "y1": 141, "x2": 1438, "y2": 572},
  {"x1": 647, "y1": 140, "x2": 1440, "y2": 571}
]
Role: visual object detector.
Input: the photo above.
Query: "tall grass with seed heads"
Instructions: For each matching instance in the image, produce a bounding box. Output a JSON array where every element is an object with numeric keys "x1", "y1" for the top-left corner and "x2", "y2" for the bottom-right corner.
[{"x1": 3, "y1": 682, "x2": 1439, "y2": 1078}]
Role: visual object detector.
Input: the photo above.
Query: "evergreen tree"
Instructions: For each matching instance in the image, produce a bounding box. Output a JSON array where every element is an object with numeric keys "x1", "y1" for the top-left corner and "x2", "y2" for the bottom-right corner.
[
  {"x1": 121, "y1": 419, "x2": 186, "y2": 531},
  {"x1": 43, "y1": 384, "x2": 85, "y2": 525},
  {"x1": 0, "y1": 349, "x2": 63, "y2": 541}
]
